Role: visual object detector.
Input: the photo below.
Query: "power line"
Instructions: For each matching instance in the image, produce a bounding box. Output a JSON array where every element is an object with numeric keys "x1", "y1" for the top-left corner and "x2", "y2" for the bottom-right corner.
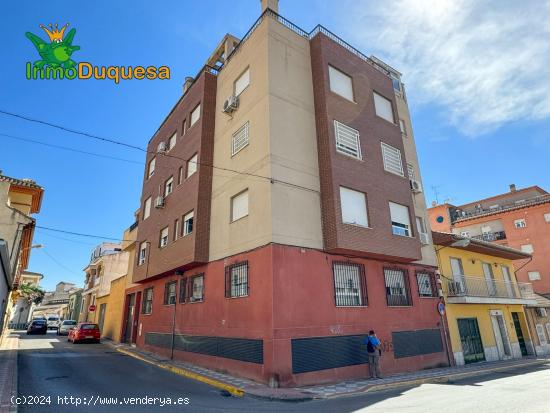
[
  {"x1": 40, "y1": 249, "x2": 82, "y2": 277},
  {"x1": 36, "y1": 225, "x2": 131, "y2": 242},
  {"x1": 0, "y1": 109, "x2": 320, "y2": 194},
  {"x1": 35, "y1": 228, "x2": 97, "y2": 246},
  {"x1": 0, "y1": 132, "x2": 143, "y2": 165}
]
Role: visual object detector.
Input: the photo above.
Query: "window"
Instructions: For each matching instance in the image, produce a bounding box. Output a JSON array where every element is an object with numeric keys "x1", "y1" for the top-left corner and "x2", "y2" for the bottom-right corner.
[
  {"x1": 178, "y1": 166, "x2": 184, "y2": 185},
  {"x1": 143, "y1": 197, "x2": 151, "y2": 220},
  {"x1": 168, "y1": 133, "x2": 176, "y2": 151},
  {"x1": 190, "y1": 104, "x2": 201, "y2": 127},
  {"x1": 332, "y1": 262, "x2": 367, "y2": 306},
  {"x1": 186, "y1": 154, "x2": 198, "y2": 177},
  {"x1": 384, "y1": 268, "x2": 412, "y2": 306},
  {"x1": 138, "y1": 242, "x2": 147, "y2": 266},
  {"x1": 545, "y1": 213, "x2": 550, "y2": 222},
  {"x1": 182, "y1": 119, "x2": 187, "y2": 135},
  {"x1": 334, "y1": 120, "x2": 361, "y2": 159},
  {"x1": 416, "y1": 272, "x2": 436, "y2": 297},
  {"x1": 381, "y1": 142, "x2": 404, "y2": 176},
  {"x1": 189, "y1": 274, "x2": 204, "y2": 302},
  {"x1": 147, "y1": 157, "x2": 156, "y2": 178},
  {"x1": 231, "y1": 190, "x2": 249, "y2": 222},
  {"x1": 536, "y1": 324, "x2": 547, "y2": 345},
  {"x1": 514, "y1": 218, "x2": 526, "y2": 228},
  {"x1": 416, "y1": 216, "x2": 428, "y2": 244},
  {"x1": 232, "y1": 122, "x2": 249, "y2": 156},
  {"x1": 225, "y1": 261, "x2": 249, "y2": 298},
  {"x1": 164, "y1": 281, "x2": 176, "y2": 305},
  {"x1": 399, "y1": 119, "x2": 407, "y2": 137},
  {"x1": 179, "y1": 278, "x2": 186, "y2": 303},
  {"x1": 373, "y1": 92, "x2": 394, "y2": 123},
  {"x1": 407, "y1": 163, "x2": 415, "y2": 179},
  {"x1": 460, "y1": 231, "x2": 470, "y2": 237},
  {"x1": 183, "y1": 211, "x2": 194, "y2": 236},
  {"x1": 389, "y1": 202, "x2": 411, "y2": 237},
  {"x1": 521, "y1": 244, "x2": 534, "y2": 254},
  {"x1": 340, "y1": 187, "x2": 368, "y2": 227},
  {"x1": 234, "y1": 67, "x2": 250, "y2": 96},
  {"x1": 328, "y1": 65, "x2": 354, "y2": 101},
  {"x1": 165, "y1": 176, "x2": 174, "y2": 196},
  {"x1": 142, "y1": 287, "x2": 153, "y2": 314},
  {"x1": 159, "y1": 227, "x2": 169, "y2": 248},
  {"x1": 173, "y1": 219, "x2": 179, "y2": 241},
  {"x1": 528, "y1": 271, "x2": 541, "y2": 281}
]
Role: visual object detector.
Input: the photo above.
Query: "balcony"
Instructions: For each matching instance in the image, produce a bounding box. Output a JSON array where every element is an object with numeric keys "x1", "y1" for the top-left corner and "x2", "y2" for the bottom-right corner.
[
  {"x1": 445, "y1": 275, "x2": 536, "y2": 305},
  {"x1": 452, "y1": 194, "x2": 550, "y2": 222},
  {"x1": 470, "y1": 231, "x2": 507, "y2": 242}
]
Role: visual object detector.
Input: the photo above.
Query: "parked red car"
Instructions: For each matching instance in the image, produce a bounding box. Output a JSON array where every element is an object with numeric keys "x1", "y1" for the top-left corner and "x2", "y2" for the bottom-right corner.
[{"x1": 68, "y1": 323, "x2": 101, "y2": 344}]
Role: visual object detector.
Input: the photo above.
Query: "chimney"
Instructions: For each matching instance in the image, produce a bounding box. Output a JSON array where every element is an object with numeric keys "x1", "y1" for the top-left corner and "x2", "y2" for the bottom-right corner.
[
  {"x1": 261, "y1": 0, "x2": 279, "y2": 13},
  {"x1": 509, "y1": 184, "x2": 517, "y2": 192},
  {"x1": 183, "y1": 76, "x2": 194, "y2": 94}
]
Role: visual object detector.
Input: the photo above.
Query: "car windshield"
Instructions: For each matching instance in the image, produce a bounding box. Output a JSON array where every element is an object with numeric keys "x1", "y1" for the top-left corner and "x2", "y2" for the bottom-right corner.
[
  {"x1": 62, "y1": 320, "x2": 77, "y2": 325},
  {"x1": 80, "y1": 324, "x2": 99, "y2": 330},
  {"x1": 48, "y1": 317, "x2": 59, "y2": 321}
]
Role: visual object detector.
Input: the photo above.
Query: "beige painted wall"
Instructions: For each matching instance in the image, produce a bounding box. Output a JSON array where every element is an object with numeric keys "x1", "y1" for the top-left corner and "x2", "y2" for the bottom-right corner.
[
  {"x1": 209, "y1": 18, "x2": 323, "y2": 260},
  {"x1": 395, "y1": 96, "x2": 437, "y2": 266}
]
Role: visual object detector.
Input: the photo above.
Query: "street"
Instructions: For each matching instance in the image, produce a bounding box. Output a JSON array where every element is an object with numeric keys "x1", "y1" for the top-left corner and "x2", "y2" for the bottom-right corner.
[{"x1": 13, "y1": 331, "x2": 550, "y2": 413}]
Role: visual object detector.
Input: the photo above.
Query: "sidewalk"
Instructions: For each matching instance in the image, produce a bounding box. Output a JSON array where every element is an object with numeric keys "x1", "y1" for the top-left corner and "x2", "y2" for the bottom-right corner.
[
  {"x1": 110, "y1": 342, "x2": 550, "y2": 400},
  {"x1": 0, "y1": 330, "x2": 19, "y2": 413}
]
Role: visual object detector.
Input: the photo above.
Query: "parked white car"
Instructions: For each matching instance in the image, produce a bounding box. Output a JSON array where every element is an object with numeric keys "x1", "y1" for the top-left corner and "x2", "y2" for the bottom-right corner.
[
  {"x1": 57, "y1": 320, "x2": 77, "y2": 335},
  {"x1": 47, "y1": 316, "x2": 60, "y2": 330}
]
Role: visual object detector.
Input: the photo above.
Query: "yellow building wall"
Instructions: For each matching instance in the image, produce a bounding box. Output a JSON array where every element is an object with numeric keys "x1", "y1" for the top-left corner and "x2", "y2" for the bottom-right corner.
[{"x1": 93, "y1": 275, "x2": 126, "y2": 342}]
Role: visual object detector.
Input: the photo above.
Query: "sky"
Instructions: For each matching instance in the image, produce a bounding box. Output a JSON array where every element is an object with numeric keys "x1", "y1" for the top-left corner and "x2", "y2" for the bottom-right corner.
[{"x1": 1, "y1": 0, "x2": 549, "y2": 291}]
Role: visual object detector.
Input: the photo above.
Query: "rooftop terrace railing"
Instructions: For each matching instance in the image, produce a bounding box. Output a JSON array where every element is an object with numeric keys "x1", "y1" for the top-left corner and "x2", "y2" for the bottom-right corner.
[{"x1": 452, "y1": 194, "x2": 550, "y2": 222}]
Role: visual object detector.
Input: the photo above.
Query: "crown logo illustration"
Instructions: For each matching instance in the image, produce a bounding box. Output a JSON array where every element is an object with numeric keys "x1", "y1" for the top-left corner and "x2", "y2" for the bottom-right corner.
[{"x1": 39, "y1": 23, "x2": 69, "y2": 42}]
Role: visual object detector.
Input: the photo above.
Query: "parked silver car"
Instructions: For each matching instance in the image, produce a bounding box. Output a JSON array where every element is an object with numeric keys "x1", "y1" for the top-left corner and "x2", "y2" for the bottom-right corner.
[{"x1": 57, "y1": 320, "x2": 77, "y2": 335}]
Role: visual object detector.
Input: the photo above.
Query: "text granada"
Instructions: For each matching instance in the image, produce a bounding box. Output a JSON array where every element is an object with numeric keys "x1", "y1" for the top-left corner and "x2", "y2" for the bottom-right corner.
[{"x1": 25, "y1": 62, "x2": 170, "y2": 83}]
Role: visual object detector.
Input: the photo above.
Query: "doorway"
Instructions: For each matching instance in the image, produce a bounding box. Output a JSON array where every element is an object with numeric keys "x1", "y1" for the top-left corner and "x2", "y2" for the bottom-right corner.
[
  {"x1": 124, "y1": 293, "x2": 136, "y2": 344},
  {"x1": 490, "y1": 310, "x2": 512, "y2": 359},
  {"x1": 457, "y1": 318, "x2": 485, "y2": 364},
  {"x1": 512, "y1": 312, "x2": 528, "y2": 356},
  {"x1": 98, "y1": 303, "x2": 107, "y2": 332}
]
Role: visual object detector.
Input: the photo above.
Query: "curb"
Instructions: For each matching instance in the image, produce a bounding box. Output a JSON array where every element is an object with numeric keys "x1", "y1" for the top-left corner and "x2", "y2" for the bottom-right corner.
[
  {"x1": 325, "y1": 358, "x2": 550, "y2": 398},
  {"x1": 116, "y1": 348, "x2": 245, "y2": 397}
]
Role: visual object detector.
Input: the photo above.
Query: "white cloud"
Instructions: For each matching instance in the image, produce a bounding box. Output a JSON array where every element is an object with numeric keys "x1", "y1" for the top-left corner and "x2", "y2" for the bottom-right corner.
[{"x1": 341, "y1": 0, "x2": 550, "y2": 135}]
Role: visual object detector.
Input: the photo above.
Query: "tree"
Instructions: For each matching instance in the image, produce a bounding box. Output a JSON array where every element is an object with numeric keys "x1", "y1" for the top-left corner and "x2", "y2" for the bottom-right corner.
[{"x1": 19, "y1": 283, "x2": 45, "y2": 305}]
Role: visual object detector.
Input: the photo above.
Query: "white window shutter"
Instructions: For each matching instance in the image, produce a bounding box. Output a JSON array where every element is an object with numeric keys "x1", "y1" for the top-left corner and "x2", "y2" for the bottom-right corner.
[
  {"x1": 232, "y1": 122, "x2": 249, "y2": 156},
  {"x1": 328, "y1": 66, "x2": 354, "y2": 101},
  {"x1": 334, "y1": 121, "x2": 361, "y2": 159},
  {"x1": 389, "y1": 202, "x2": 410, "y2": 227},
  {"x1": 232, "y1": 190, "x2": 249, "y2": 221},
  {"x1": 381, "y1": 143, "x2": 404, "y2": 176},
  {"x1": 234, "y1": 68, "x2": 250, "y2": 96},
  {"x1": 373, "y1": 92, "x2": 394, "y2": 123},
  {"x1": 340, "y1": 187, "x2": 368, "y2": 227}
]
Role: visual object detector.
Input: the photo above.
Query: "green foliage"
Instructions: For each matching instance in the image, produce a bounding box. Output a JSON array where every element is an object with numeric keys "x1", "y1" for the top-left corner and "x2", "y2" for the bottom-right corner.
[{"x1": 19, "y1": 283, "x2": 45, "y2": 305}]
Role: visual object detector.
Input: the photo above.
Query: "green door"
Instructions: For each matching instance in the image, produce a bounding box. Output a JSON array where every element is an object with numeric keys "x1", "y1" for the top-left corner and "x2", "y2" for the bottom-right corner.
[
  {"x1": 512, "y1": 312, "x2": 528, "y2": 356},
  {"x1": 457, "y1": 318, "x2": 485, "y2": 364}
]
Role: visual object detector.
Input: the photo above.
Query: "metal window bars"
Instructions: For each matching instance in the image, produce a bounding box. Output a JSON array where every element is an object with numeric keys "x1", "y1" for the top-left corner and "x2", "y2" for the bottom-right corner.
[
  {"x1": 164, "y1": 281, "x2": 177, "y2": 305},
  {"x1": 384, "y1": 268, "x2": 412, "y2": 306},
  {"x1": 332, "y1": 262, "x2": 368, "y2": 307},
  {"x1": 415, "y1": 271, "x2": 437, "y2": 298},
  {"x1": 225, "y1": 261, "x2": 249, "y2": 298}
]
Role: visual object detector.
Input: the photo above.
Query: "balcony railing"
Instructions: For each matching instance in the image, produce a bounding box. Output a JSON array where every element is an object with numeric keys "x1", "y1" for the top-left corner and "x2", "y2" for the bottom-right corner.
[
  {"x1": 470, "y1": 231, "x2": 507, "y2": 242},
  {"x1": 446, "y1": 275, "x2": 534, "y2": 300},
  {"x1": 452, "y1": 194, "x2": 550, "y2": 222}
]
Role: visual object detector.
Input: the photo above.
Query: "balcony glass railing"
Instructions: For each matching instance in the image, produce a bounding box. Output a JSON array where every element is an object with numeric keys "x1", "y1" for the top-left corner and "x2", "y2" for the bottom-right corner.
[
  {"x1": 470, "y1": 231, "x2": 507, "y2": 242},
  {"x1": 445, "y1": 275, "x2": 534, "y2": 300}
]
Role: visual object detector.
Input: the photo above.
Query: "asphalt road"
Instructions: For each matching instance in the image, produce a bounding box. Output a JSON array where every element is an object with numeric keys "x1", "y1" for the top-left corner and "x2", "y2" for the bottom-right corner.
[{"x1": 16, "y1": 331, "x2": 550, "y2": 413}]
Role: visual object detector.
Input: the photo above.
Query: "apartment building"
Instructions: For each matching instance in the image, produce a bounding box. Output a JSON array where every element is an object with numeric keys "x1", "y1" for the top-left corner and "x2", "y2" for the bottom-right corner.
[
  {"x1": 126, "y1": 1, "x2": 445, "y2": 386},
  {"x1": 428, "y1": 185, "x2": 550, "y2": 295},
  {"x1": 0, "y1": 172, "x2": 43, "y2": 332}
]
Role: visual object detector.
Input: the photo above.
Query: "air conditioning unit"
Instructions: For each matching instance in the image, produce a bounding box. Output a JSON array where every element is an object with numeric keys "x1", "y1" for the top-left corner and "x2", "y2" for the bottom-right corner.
[
  {"x1": 419, "y1": 232, "x2": 430, "y2": 245},
  {"x1": 222, "y1": 95, "x2": 239, "y2": 114},
  {"x1": 157, "y1": 142, "x2": 167, "y2": 153},
  {"x1": 154, "y1": 196, "x2": 165, "y2": 208},
  {"x1": 536, "y1": 307, "x2": 548, "y2": 317},
  {"x1": 410, "y1": 179, "x2": 423, "y2": 193}
]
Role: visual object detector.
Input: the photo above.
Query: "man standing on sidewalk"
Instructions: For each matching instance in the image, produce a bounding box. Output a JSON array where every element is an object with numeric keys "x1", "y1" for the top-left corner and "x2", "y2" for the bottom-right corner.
[{"x1": 365, "y1": 330, "x2": 382, "y2": 379}]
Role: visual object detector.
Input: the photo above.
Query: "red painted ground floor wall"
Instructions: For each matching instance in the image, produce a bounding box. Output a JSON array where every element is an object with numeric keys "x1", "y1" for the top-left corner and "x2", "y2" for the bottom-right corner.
[{"x1": 122, "y1": 243, "x2": 448, "y2": 387}]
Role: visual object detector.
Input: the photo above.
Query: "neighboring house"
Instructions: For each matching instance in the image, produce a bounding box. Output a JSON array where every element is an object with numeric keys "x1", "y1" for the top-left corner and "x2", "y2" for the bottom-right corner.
[
  {"x1": 524, "y1": 294, "x2": 550, "y2": 356},
  {"x1": 33, "y1": 282, "x2": 75, "y2": 319},
  {"x1": 433, "y1": 231, "x2": 536, "y2": 365},
  {"x1": 67, "y1": 288, "x2": 83, "y2": 321},
  {"x1": 125, "y1": 1, "x2": 447, "y2": 387},
  {"x1": 8, "y1": 270, "x2": 43, "y2": 328},
  {"x1": 428, "y1": 185, "x2": 550, "y2": 296},
  {"x1": 80, "y1": 242, "x2": 128, "y2": 336},
  {"x1": 0, "y1": 172, "x2": 44, "y2": 333}
]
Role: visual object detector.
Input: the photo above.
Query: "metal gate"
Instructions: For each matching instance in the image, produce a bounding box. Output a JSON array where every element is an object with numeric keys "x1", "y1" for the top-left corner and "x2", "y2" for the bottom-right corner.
[{"x1": 457, "y1": 318, "x2": 485, "y2": 364}]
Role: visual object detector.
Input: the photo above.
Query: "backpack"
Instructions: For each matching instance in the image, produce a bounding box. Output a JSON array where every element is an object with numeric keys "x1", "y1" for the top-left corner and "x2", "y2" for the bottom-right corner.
[{"x1": 366, "y1": 337, "x2": 376, "y2": 353}]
